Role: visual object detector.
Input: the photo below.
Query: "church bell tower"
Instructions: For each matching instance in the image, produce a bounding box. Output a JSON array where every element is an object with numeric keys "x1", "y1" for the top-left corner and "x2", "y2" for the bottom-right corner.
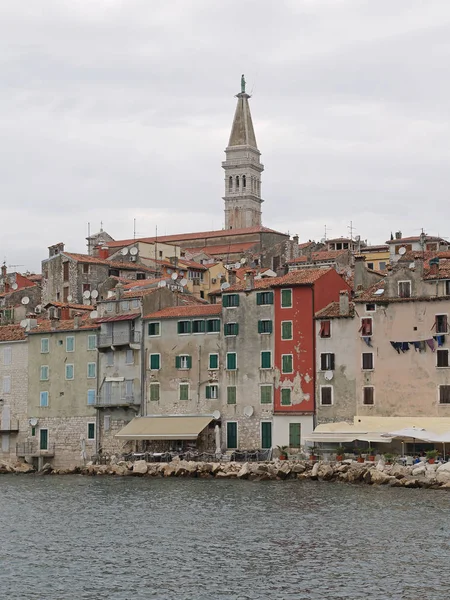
[{"x1": 222, "y1": 75, "x2": 264, "y2": 230}]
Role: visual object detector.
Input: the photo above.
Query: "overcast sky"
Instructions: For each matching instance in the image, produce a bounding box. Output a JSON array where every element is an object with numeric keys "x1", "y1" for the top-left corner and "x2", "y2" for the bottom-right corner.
[{"x1": 2, "y1": 0, "x2": 450, "y2": 272}]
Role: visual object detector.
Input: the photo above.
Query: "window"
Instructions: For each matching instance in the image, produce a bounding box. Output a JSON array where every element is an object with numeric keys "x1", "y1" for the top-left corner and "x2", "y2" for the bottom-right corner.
[
  {"x1": 207, "y1": 319, "x2": 220, "y2": 333},
  {"x1": 256, "y1": 291, "x2": 274, "y2": 305},
  {"x1": 367, "y1": 262, "x2": 374, "y2": 270},
  {"x1": 40, "y1": 365, "x2": 49, "y2": 381},
  {"x1": 289, "y1": 423, "x2": 301, "y2": 447},
  {"x1": 131, "y1": 299, "x2": 140, "y2": 309},
  {"x1": 65, "y1": 336, "x2": 75, "y2": 352},
  {"x1": 106, "y1": 302, "x2": 114, "y2": 313},
  {"x1": 150, "y1": 354, "x2": 161, "y2": 370},
  {"x1": 82, "y1": 283, "x2": 90, "y2": 293},
  {"x1": 365, "y1": 304, "x2": 376, "y2": 312},
  {"x1": 281, "y1": 289, "x2": 292, "y2": 308},
  {"x1": 87, "y1": 423, "x2": 95, "y2": 440},
  {"x1": 261, "y1": 422, "x2": 272, "y2": 449},
  {"x1": 106, "y1": 351, "x2": 114, "y2": 367},
  {"x1": 65, "y1": 364, "x2": 74, "y2": 380},
  {"x1": 149, "y1": 383, "x2": 160, "y2": 402},
  {"x1": 87, "y1": 389, "x2": 96, "y2": 405},
  {"x1": 319, "y1": 320, "x2": 331, "y2": 338},
  {"x1": 398, "y1": 281, "x2": 411, "y2": 298},
  {"x1": 148, "y1": 322, "x2": 160, "y2": 336},
  {"x1": 226, "y1": 352, "x2": 237, "y2": 370},
  {"x1": 224, "y1": 322, "x2": 239, "y2": 336},
  {"x1": 3, "y1": 346, "x2": 12, "y2": 365},
  {"x1": 125, "y1": 349, "x2": 134, "y2": 365},
  {"x1": 176, "y1": 355, "x2": 192, "y2": 369},
  {"x1": 281, "y1": 354, "x2": 293, "y2": 373},
  {"x1": 192, "y1": 320, "x2": 205, "y2": 334},
  {"x1": 227, "y1": 386, "x2": 236, "y2": 405},
  {"x1": 320, "y1": 353, "x2": 335, "y2": 371},
  {"x1": 40, "y1": 391, "x2": 49, "y2": 407},
  {"x1": 2, "y1": 375, "x2": 11, "y2": 393},
  {"x1": 363, "y1": 386, "x2": 374, "y2": 405},
  {"x1": 320, "y1": 386, "x2": 333, "y2": 406},
  {"x1": 362, "y1": 353, "x2": 374, "y2": 370},
  {"x1": 63, "y1": 261, "x2": 69, "y2": 281},
  {"x1": 83, "y1": 263, "x2": 90, "y2": 275},
  {"x1": 281, "y1": 388, "x2": 291, "y2": 406},
  {"x1": 125, "y1": 379, "x2": 134, "y2": 399},
  {"x1": 261, "y1": 351, "x2": 272, "y2": 369},
  {"x1": 258, "y1": 320, "x2": 272, "y2": 334},
  {"x1": 435, "y1": 315, "x2": 448, "y2": 334},
  {"x1": 209, "y1": 354, "x2": 219, "y2": 370},
  {"x1": 379, "y1": 262, "x2": 386, "y2": 270},
  {"x1": 87, "y1": 363, "x2": 96, "y2": 378},
  {"x1": 222, "y1": 294, "x2": 239, "y2": 308},
  {"x1": 179, "y1": 383, "x2": 189, "y2": 401},
  {"x1": 226, "y1": 422, "x2": 238, "y2": 449},
  {"x1": 177, "y1": 321, "x2": 191, "y2": 334},
  {"x1": 260, "y1": 385, "x2": 272, "y2": 404},
  {"x1": 41, "y1": 338, "x2": 49, "y2": 353},
  {"x1": 87, "y1": 335, "x2": 96, "y2": 350},
  {"x1": 439, "y1": 385, "x2": 450, "y2": 404},
  {"x1": 281, "y1": 321, "x2": 293, "y2": 340},
  {"x1": 359, "y1": 318, "x2": 373, "y2": 336},
  {"x1": 39, "y1": 429, "x2": 48, "y2": 451},
  {"x1": 206, "y1": 385, "x2": 219, "y2": 399},
  {"x1": 395, "y1": 244, "x2": 412, "y2": 254},
  {"x1": 437, "y1": 349, "x2": 449, "y2": 368}
]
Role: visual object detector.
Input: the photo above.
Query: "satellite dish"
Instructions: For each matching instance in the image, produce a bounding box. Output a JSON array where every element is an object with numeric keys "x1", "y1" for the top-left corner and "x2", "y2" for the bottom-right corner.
[
  {"x1": 121, "y1": 247, "x2": 129, "y2": 256},
  {"x1": 234, "y1": 262, "x2": 241, "y2": 269},
  {"x1": 11, "y1": 282, "x2": 18, "y2": 290},
  {"x1": 324, "y1": 371, "x2": 334, "y2": 381},
  {"x1": 212, "y1": 410, "x2": 221, "y2": 420},
  {"x1": 67, "y1": 295, "x2": 73, "y2": 302},
  {"x1": 158, "y1": 280, "x2": 167, "y2": 288},
  {"x1": 21, "y1": 296, "x2": 30, "y2": 305},
  {"x1": 35, "y1": 304, "x2": 42, "y2": 314},
  {"x1": 91, "y1": 290, "x2": 99, "y2": 299},
  {"x1": 240, "y1": 257, "x2": 247, "y2": 264},
  {"x1": 130, "y1": 247, "x2": 138, "y2": 256},
  {"x1": 221, "y1": 282, "x2": 231, "y2": 291},
  {"x1": 171, "y1": 272, "x2": 178, "y2": 280},
  {"x1": 180, "y1": 278, "x2": 188, "y2": 287},
  {"x1": 243, "y1": 405, "x2": 254, "y2": 417},
  {"x1": 179, "y1": 271, "x2": 185, "y2": 276},
  {"x1": 398, "y1": 247, "x2": 407, "y2": 256},
  {"x1": 107, "y1": 290, "x2": 115, "y2": 298},
  {"x1": 20, "y1": 319, "x2": 28, "y2": 328},
  {"x1": 29, "y1": 417, "x2": 38, "y2": 427},
  {"x1": 83, "y1": 290, "x2": 91, "y2": 299},
  {"x1": 90, "y1": 310, "x2": 98, "y2": 319}
]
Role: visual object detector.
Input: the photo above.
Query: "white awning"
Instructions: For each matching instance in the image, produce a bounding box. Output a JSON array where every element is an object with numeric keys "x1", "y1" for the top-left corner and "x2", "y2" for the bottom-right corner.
[
  {"x1": 116, "y1": 415, "x2": 214, "y2": 440},
  {"x1": 105, "y1": 377, "x2": 125, "y2": 382}
]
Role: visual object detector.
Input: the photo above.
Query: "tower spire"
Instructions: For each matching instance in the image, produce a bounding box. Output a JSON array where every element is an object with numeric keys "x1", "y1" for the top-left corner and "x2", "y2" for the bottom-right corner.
[{"x1": 222, "y1": 75, "x2": 264, "y2": 230}]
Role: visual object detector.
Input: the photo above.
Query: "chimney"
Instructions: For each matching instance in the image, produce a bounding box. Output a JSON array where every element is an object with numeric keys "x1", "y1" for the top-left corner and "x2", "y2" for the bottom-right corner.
[
  {"x1": 293, "y1": 234, "x2": 299, "y2": 245},
  {"x1": 1, "y1": 263, "x2": 6, "y2": 280},
  {"x1": 395, "y1": 231, "x2": 402, "y2": 240},
  {"x1": 413, "y1": 254, "x2": 424, "y2": 278},
  {"x1": 245, "y1": 270, "x2": 255, "y2": 291},
  {"x1": 73, "y1": 314, "x2": 81, "y2": 329},
  {"x1": 98, "y1": 246, "x2": 109, "y2": 260},
  {"x1": 339, "y1": 290, "x2": 350, "y2": 316},
  {"x1": 48, "y1": 242, "x2": 65, "y2": 258},
  {"x1": 24, "y1": 318, "x2": 37, "y2": 331},
  {"x1": 354, "y1": 255, "x2": 367, "y2": 293},
  {"x1": 61, "y1": 307, "x2": 70, "y2": 320},
  {"x1": 115, "y1": 282, "x2": 123, "y2": 301},
  {"x1": 228, "y1": 270, "x2": 236, "y2": 286}
]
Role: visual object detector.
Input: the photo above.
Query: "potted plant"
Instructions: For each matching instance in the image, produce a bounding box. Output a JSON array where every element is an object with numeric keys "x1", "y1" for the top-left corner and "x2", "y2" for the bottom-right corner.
[
  {"x1": 277, "y1": 445, "x2": 288, "y2": 460},
  {"x1": 367, "y1": 447, "x2": 376, "y2": 462},
  {"x1": 354, "y1": 447, "x2": 365, "y2": 463},
  {"x1": 384, "y1": 452, "x2": 395, "y2": 465},
  {"x1": 335, "y1": 445, "x2": 346, "y2": 461},
  {"x1": 307, "y1": 446, "x2": 318, "y2": 461},
  {"x1": 426, "y1": 449, "x2": 439, "y2": 464}
]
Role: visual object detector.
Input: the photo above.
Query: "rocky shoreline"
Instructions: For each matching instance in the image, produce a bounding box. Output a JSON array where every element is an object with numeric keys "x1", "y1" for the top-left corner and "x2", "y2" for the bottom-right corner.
[{"x1": 3, "y1": 457, "x2": 450, "y2": 488}]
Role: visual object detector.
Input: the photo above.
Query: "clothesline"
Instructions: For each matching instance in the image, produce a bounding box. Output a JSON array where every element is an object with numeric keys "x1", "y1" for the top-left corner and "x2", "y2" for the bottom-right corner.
[{"x1": 390, "y1": 335, "x2": 445, "y2": 354}]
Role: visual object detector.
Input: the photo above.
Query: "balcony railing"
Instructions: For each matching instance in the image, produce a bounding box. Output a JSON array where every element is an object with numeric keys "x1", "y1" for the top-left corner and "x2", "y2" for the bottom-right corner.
[
  {"x1": 95, "y1": 394, "x2": 140, "y2": 408},
  {"x1": 97, "y1": 330, "x2": 141, "y2": 348},
  {"x1": 16, "y1": 442, "x2": 56, "y2": 457},
  {"x1": 0, "y1": 419, "x2": 19, "y2": 433}
]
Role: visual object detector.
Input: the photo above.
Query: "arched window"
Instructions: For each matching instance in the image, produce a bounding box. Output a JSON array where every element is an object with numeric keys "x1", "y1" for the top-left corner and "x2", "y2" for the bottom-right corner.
[
  {"x1": 242, "y1": 175, "x2": 246, "y2": 189},
  {"x1": 236, "y1": 176, "x2": 240, "y2": 190},
  {"x1": 229, "y1": 176, "x2": 233, "y2": 192}
]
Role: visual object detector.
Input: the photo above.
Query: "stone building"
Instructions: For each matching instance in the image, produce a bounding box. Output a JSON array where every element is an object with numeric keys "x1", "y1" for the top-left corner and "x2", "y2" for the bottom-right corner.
[
  {"x1": 24, "y1": 316, "x2": 99, "y2": 469},
  {"x1": 0, "y1": 324, "x2": 28, "y2": 462}
]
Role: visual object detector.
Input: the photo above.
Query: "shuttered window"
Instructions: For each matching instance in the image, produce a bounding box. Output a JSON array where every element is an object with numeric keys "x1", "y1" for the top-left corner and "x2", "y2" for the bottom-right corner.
[
  {"x1": 261, "y1": 351, "x2": 271, "y2": 369},
  {"x1": 222, "y1": 294, "x2": 239, "y2": 308},
  {"x1": 320, "y1": 353, "x2": 335, "y2": 371},
  {"x1": 439, "y1": 385, "x2": 450, "y2": 404},
  {"x1": 175, "y1": 355, "x2": 191, "y2": 369},
  {"x1": 224, "y1": 322, "x2": 239, "y2": 336},
  {"x1": 362, "y1": 353, "x2": 374, "y2": 370},
  {"x1": 289, "y1": 423, "x2": 301, "y2": 447},
  {"x1": 281, "y1": 321, "x2": 292, "y2": 340},
  {"x1": 256, "y1": 291, "x2": 274, "y2": 305},
  {"x1": 150, "y1": 354, "x2": 160, "y2": 370},
  {"x1": 206, "y1": 319, "x2": 220, "y2": 333},
  {"x1": 320, "y1": 386, "x2": 333, "y2": 405},
  {"x1": 363, "y1": 387, "x2": 374, "y2": 405},
  {"x1": 260, "y1": 385, "x2": 272, "y2": 404},
  {"x1": 177, "y1": 321, "x2": 191, "y2": 334},
  {"x1": 258, "y1": 320, "x2": 273, "y2": 334},
  {"x1": 206, "y1": 385, "x2": 219, "y2": 399},
  {"x1": 87, "y1": 389, "x2": 96, "y2": 405},
  {"x1": 319, "y1": 321, "x2": 331, "y2": 338},
  {"x1": 281, "y1": 389, "x2": 291, "y2": 406},
  {"x1": 209, "y1": 354, "x2": 219, "y2": 369},
  {"x1": 227, "y1": 386, "x2": 236, "y2": 405},
  {"x1": 192, "y1": 320, "x2": 205, "y2": 333},
  {"x1": 179, "y1": 384, "x2": 189, "y2": 401},
  {"x1": 226, "y1": 353, "x2": 237, "y2": 370},
  {"x1": 282, "y1": 354, "x2": 293, "y2": 373},
  {"x1": 281, "y1": 289, "x2": 292, "y2": 308},
  {"x1": 149, "y1": 383, "x2": 160, "y2": 402},
  {"x1": 437, "y1": 349, "x2": 449, "y2": 368}
]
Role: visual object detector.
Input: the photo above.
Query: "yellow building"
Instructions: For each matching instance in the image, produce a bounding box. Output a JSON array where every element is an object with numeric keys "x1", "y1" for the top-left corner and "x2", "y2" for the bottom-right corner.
[{"x1": 360, "y1": 245, "x2": 389, "y2": 271}]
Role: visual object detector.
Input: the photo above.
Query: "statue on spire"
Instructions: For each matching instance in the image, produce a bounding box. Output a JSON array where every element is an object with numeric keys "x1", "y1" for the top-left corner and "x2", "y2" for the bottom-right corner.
[{"x1": 241, "y1": 74, "x2": 246, "y2": 94}]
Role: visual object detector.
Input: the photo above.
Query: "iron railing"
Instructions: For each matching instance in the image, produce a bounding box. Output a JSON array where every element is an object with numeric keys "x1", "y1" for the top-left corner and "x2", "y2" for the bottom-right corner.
[{"x1": 16, "y1": 442, "x2": 56, "y2": 456}]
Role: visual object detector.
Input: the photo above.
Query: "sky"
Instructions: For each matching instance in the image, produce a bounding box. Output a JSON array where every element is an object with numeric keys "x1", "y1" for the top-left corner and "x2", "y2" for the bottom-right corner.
[{"x1": 2, "y1": 0, "x2": 450, "y2": 272}]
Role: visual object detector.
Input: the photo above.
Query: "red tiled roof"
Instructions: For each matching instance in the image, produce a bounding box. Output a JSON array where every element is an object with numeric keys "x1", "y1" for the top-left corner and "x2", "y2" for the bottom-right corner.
[
  {"x1": 106, "y1": 226, "x2": 286, "y2": 248},
  {"x1": 62, "y1": 252, "x2": 155, "y2": 272},
  {"x1": 298, "y1": 241, "x2": 315, "y2": 250},
  {"x1": 44, "y1": 301, "x2": 94, "y2": 311},
  {"x1": 360, "y1": 245, "x2": 389, "y2": 252},
  {"x1": 95, "y1": 312, "x2": 140, "y2": 323},
  {"x1": 123, "y1": 288, "x2": 159, "y2": 299},
  {"x1": 184, "y1": 241, "x2": 258, "y2": 257},
  {"x1": 28, "y1": 317, "x2": 99, "y2": 334},
  {"x1": 144, "y1": 304, "x2": 222, "y2": 320},
  {"x1": 0, "y1": 325, "x2": 27, "y2": 341},
  {"x1": 315, "y1": 301, "x2": 355, "y2": 319},
  {"x1": 423, "y1": 263, "x2": 450, "y2": 281},
  {"x1": 288, "y1": 250, "x2": 348, "y2": 264},
  {"x1": 386, "y1": 236, "x2": 448, "y2": 245},
  {"x1": 225, "y1": 268, "x2": 332, "y2": 292}
]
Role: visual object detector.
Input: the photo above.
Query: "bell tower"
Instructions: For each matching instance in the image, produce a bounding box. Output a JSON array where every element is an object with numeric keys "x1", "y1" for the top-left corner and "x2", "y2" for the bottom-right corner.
[{"x1": 222, "y1": 75, "x2": 264, "y2": 230}]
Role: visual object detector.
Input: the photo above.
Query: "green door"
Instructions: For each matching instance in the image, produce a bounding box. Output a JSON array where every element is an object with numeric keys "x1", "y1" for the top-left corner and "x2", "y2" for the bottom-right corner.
[
  {"x1": 261, "y1": 422, "x2": 272, "y2": 449},
  {"x1": 226, "y1": 422, "x2": 238, "y2": 449},
  {"x1": 39, "y1": 429, "x2": 48, "y2": 451},
  {"x1": 289, "y1": 423, "x2": 301, "y2": 448}
]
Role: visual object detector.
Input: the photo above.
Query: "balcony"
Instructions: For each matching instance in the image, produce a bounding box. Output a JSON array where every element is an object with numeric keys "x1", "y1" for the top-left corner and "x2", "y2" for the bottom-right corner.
[
  {"x1": 95, "y1": 394, "x2": 140, "y2": 410},
  {"x1": 0, "y1": 419, "x2": 19, "y2": 434},
  {"x1": 97, "y1": 330, "x2": 141, "y2": 349},
  {"x1": 16, "y1": 442, "x2": 55, "y2": 457}
]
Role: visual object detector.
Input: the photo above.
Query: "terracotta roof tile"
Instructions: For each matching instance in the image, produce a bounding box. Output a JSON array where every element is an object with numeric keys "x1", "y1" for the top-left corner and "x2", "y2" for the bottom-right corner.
[
  {"x1": 62, "y1": 252, "x2": 155, "y2": 272},
  {"x1": 315, "y1": 301, "x2": 355, "y2": 319},
  {"x1": 226, "y1": 268, "x2": 332, "y2": 292},
  {"x1": 288, "y1": 250, "x2": 348, "y2": 264},
  {"x1": 184, "y1": 242, "x2": 258, "y2": 256},
  {"x1": 0, "y1": 325, "x2": 27, "y2": 341},
  {"x1": 27, "y1": 316, "x2": 99, "y2": 334},
  {"x1": 44, "y1": 301, "x2": 94, "y2": 311},
  {"x1": 96, "y1": 313, "x2": 140, "y2": 323},
  {"x1": 386, "y1": 236, "x2": 448, "y2": 244},
  {"x1": 144, "y1": 304, "x2": 222, "y2": 320}
]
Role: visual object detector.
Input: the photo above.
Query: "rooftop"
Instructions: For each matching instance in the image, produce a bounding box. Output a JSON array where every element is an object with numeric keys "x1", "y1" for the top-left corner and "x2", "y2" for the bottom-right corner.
[
  {"x1": 225, "y1": 268, "x2": 332, "y2": 292},
  {"x1": 144, "y1": 304, "x2": 222, "y2": 320},
  {"x1": 315, "y1": 301, "x2": 355, "y2": 319},
  {"x1": 0, "y1": 325, "x2": 27, "y2": 342}
]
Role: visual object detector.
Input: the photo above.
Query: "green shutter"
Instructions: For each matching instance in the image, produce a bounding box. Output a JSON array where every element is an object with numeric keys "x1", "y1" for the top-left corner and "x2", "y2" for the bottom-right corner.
[
  {"x1": 268, "y1": 320, "x2": 273, "y2": 333},
  {"x1": 39, "y1": 429, "x2": 48, "y2": 450},
  {"x1": 233, "y1": 295, "x2": 239, "y2": 306},
  {"x1": 234, "y1": 323, "x2": 239, "y2": 335},
  {"x1": 256, "y1": 292, "x2": 262, "y2": 305},
  {"x1": 187, "y1": 355, "x2": 192, "y2": 369},
  {"x1": 281, "y1": 289, "x2": 292, "y2": 307},
  {"x1": 261, "y1": 422, "x2": 272, "y2": 449},
  {"x1": 226, "y1": 422, "x2": 238, "y2": 448},
  {"x1": 289, "y1": 423, "x2": 301, "y2": 447},
  {"x1": 209, "y1": 354, "x2": 218, "y2": 369},
  {"x1": 227, "y1": 386, "x2": 236, "y2": 404},
  {"x1": 257, "y1": 320, "x2": 262, "y2": 333},
  {"x1": 150, "y1": 354, "x2": 160, "y2": 370},
  {"x1": 227, "y1": 353, "x2": 236, "y2": 370},
  {"x1": 260, "y1": 385, "x2": 272, "y2": 404},
  {"x1": 267, "y1": 292, "x2": 274, "y2": 304},
  {"x1": 175, "y1": 356, "x2": 181, "y2": 369},
  {"x1": 282, "y1": 321, "x2": 292, "y2": 339},
  {"x1": 282, "y1": 355, "x2": 293, "y2": 373},
  {"x1": 261, "y1": 352, "x2": 271, "y2": 369},
  {"x1": 150, "y1": 384, "x2": 160, "y2": 401},
  {"x1": 222, "y1": 295, "x2": 229, "y2": 308},
  {"x1": 281, "y1": 389, "x2": 291, "y2": 405},
  {"x1": 179, "y1": 384, "x2": 189, "y2": 400},
  {"x1": 206, "y1": 386, "x2": 211, "y2": 399}
]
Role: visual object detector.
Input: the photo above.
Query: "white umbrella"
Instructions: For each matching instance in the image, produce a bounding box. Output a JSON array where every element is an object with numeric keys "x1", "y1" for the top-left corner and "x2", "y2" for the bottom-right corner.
[
  {"x1": 422, "y1": 431, "x2": 450, "y2": 460},
  {"x1": 214, "y1": 424, "x2": 221, "y2": 456},
  {"x1": 381, "y1": 427, "x2": 438, "y2": 456}
]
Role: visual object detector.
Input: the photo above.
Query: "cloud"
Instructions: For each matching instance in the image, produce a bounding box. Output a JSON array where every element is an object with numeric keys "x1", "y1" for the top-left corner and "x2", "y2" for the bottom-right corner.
[{"x1": 1, "y1": 0, "x2": 450, "y2": 270}]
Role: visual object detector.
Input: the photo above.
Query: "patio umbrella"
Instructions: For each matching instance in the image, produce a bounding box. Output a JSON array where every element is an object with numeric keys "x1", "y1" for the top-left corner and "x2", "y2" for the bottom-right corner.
[
  {"x1": 381, "y1": 427, "x2": 437, "y2": 456},
  {"x1": 422, "y1": 431, "x2": 450, "y2": 460},
  {"x1": 214, "y1": 424, "x2": 221, "y2": 456}
]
